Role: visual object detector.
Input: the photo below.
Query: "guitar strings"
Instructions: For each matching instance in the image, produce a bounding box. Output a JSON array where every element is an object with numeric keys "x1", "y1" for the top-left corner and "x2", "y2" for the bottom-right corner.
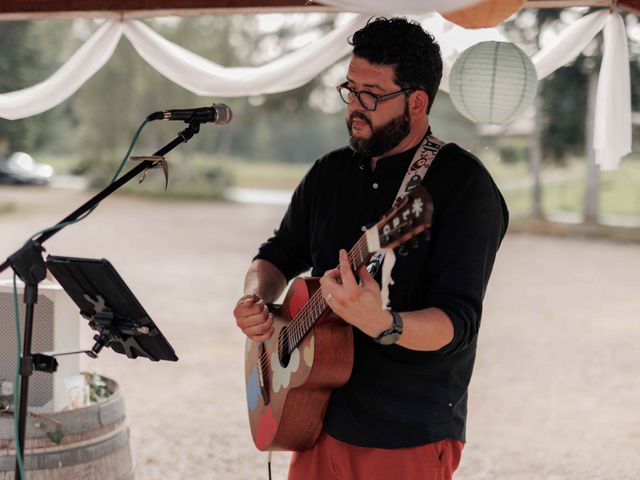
[
  {"x1": 282, "y1": 212, "x2": 421, "y2": 350},
  {"x1": 251, "y1": 193, "x2": 428, "y2": 388},
  {"x1": 285, "y1": 235, "x2": 370, "y2": 349},
  {"x1": 254, "y1": 234, "x2": 371, "y2": 370},
  {"x1": 255, "y1": 235, "x2": 369, "y2": 370},
  {"x1": 254, "y1": 214, "x2": 417, "y2": 369}
]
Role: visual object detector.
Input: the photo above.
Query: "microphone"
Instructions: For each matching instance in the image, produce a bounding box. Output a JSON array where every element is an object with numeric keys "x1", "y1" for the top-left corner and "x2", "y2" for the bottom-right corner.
[{"x1": 147, "y1": 103, "x2": 232, "y2": 125}]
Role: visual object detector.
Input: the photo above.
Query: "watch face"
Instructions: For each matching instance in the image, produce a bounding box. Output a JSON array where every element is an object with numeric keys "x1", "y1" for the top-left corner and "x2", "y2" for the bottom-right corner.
[{"x1": 377, "y1": 331, "x2": 401, "y2": 346}]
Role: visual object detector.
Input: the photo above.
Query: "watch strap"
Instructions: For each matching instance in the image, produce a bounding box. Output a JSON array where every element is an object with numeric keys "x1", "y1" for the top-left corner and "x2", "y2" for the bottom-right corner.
[{"x1": 373, "y1": 310, "x2": 403, "y2": 345}]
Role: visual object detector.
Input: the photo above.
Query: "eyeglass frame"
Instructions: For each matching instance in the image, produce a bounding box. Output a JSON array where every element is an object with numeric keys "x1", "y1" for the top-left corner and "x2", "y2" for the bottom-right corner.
[{"x1": 336, "y1": 82, "x2": 415, "y2": 111}]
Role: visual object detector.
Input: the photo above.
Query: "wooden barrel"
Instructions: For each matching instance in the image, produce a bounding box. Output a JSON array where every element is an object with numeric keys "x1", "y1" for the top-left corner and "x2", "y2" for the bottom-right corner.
[{"x1": 0, "y1": 377, "x2": 134, "y2": 480}]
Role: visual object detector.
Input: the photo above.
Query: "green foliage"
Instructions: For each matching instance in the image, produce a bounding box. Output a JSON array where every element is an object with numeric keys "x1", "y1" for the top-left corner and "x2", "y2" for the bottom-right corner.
[
  {"x1": 630, "y1": 59, "x2": 640, "y2": 112},
  {"x1": 493, "y1": 154, "x2": 640, "y2": 219},
  {"x1": 428, "y1": 93, "x2": 480, "y2": 148},
  {"x1": 62, "y1": 15, "x2": 356, "y2": 183},
  {"x1": 0, "y1": 20, "x2": 81, "y2": 155},
  {"x1": 498, "y1": 145, "x2": 529, "y2": 164},
  {"x1": 46, "y1": 430, "x2": 65, "y2": 445},
  {"x1": 195, "y1": 153, "x2": 311, "y2": 189},
  {"x1": 86, "y1": 372, "x2": 112, "y2": 403},
  {"x1": 73, "y1": 39, "x2": 159, "y2": 183},
  {"x1": 1, "y1": 14, "x2": 480, "y2": 181},
  {"x1": 122, "y1": 158, "x2": 230, "y2": 199},
  {"x1": 540, "y1": 60, "x2": 590, "y2": 162},
  {"x1": 504, "y1": 9, "x2": 640, "y2": 164},
  {"x1": 4, "y1": 11, "x2": 638, "y2": 198},
  {"x1": 0, "y1": 394, "x2": 11, "y2": 410},
  {"x1": 0, "y1": 22, "x2": 38, "y2": 154}
]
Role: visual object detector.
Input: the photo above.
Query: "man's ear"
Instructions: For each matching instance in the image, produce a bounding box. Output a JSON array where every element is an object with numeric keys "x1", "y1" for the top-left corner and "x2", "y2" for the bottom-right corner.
[{"x1": 409, "y1": 90, "x2": 430, "y2": 119}]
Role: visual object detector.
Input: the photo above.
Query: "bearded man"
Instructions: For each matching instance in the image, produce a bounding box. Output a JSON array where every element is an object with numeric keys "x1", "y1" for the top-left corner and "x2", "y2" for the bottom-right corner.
[{"x1": 234, "y1": 17, "x2": 509, "y2": 480}]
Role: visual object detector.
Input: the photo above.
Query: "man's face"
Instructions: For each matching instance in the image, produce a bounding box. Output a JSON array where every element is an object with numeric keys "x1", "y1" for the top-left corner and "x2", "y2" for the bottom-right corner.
[{"x1": 344, "y1": 56, "x2": 412, "y2": 158}]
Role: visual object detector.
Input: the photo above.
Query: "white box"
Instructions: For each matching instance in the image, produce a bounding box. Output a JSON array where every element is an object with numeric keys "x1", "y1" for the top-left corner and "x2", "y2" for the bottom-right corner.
[{"x1": 0, "y1": 278, "x2": 81, "y2": 413}]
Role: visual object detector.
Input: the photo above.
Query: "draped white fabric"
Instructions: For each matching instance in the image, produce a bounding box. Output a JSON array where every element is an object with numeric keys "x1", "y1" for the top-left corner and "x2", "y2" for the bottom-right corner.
[
  {"x1": 123, "y1": 13, "x2": 503, "y2": 97},
  {"x1": 532, "y1": 10, "x2": 608, "y2": 80},
  {"x1": 313, "y1": 0, "x2": 483, "y2": 15},
  {"x1": 0, "y1": 21, "x2": 123, "y2": 120},
  {"x1": 531, "y1": 10, "x2": 631, "y2": 169},
  {"x1": 594, "y1": 13, "x2": 631, "y2": 170},
  {"x1": 0, "y1": 10, "x2": 633, "y2": 169},
  {"x1": 122, "y1": 15, "x2": 369, "y2": 96}
]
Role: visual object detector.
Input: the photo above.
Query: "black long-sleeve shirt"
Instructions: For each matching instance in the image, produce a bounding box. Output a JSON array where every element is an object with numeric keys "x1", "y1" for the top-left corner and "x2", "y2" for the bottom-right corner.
[{"x1": 255, "y1": 140, "x2": 508, "y2": 448}]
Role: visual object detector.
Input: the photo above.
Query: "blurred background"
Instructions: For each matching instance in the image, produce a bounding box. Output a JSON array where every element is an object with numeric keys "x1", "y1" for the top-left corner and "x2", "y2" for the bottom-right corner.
[
  {"x1": 0, "y1": 10, "x2": 638, "y2": 227},
  {"x1": 1, "y1": 6, "x2": 640, "y2": 480}
]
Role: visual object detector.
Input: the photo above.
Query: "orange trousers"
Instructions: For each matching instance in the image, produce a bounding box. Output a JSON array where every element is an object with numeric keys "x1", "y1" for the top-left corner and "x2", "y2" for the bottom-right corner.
[{"x1": 288, "y1": 432, "x2": 464, "y2": 480}]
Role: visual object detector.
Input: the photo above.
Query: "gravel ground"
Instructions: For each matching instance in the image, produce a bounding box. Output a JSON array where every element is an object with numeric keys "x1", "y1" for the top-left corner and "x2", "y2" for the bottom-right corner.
[{"x1": 1, "y1": 185, "x2": 639, "y2": 480}]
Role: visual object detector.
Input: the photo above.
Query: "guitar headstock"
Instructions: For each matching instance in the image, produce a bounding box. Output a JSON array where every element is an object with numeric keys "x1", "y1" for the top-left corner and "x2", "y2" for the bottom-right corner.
[{"x1": 377, "y1": 186, "x2": 433, "y2": 250}]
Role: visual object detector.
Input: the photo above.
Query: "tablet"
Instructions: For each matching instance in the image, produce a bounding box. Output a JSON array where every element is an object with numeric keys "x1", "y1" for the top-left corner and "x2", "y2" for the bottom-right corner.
[{"x1": 46, "y1": 255, "x2": 178, "y2": 362}]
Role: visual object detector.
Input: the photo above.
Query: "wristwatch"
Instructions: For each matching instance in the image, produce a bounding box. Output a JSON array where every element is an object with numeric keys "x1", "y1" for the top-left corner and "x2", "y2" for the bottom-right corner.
[{"x1": 373, "y1": 310, "x2": 403, "y2": 345}]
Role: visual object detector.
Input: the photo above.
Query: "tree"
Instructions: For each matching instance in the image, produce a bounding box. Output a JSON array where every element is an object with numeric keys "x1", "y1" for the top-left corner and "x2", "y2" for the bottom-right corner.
[
  {"x1": 504, "y1": 9, "x2": 640, "y2": 223},
  {"x1": 504, "y1": 9, "x2": 562, "y2": 219},
  {"x1": 0, "y1": 22, "x2": 39, "y2": 154},
  {"x1": 0, "y1": 19, "x2": 88, "y2": 158}
]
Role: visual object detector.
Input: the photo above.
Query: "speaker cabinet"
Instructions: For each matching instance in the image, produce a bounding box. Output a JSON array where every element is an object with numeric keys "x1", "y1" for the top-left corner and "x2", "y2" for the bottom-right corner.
[{"x1": 0, "y1": 278, "x2": 81, "y2": 413}]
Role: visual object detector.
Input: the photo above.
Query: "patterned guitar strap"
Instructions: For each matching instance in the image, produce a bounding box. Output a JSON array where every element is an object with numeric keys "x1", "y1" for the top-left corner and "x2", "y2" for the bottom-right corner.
[{"x1": 368, "y1": 133, "x2": 445, "y2": 309}]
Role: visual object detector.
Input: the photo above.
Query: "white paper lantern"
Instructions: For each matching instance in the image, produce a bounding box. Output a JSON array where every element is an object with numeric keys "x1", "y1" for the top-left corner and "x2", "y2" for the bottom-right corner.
[{"x1": 449, "y1": 41, "x2": 538, "y2": 125}]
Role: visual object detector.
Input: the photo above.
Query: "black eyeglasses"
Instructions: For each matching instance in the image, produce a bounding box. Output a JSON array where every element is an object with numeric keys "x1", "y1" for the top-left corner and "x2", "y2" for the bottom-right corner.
[{"x1": 336, "y1": 82, "x2": 415, "y2": 111}]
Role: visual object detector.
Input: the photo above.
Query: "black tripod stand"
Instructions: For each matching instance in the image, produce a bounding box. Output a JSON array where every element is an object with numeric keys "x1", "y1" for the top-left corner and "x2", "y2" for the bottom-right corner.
[{"x1": 0, "y1": 120, "x2": 201, "y2": 479}]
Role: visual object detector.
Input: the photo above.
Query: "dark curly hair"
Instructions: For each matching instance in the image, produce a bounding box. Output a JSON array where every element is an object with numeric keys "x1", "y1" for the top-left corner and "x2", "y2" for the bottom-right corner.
[{"x1": 349, "y1": 17, "x2": 443, "y2": 114}]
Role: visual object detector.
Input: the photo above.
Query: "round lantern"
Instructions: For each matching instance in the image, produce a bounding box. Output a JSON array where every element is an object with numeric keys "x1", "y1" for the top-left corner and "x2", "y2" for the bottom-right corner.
[
  {"x1": 442, "y1": 0, "x2": 524, "y2": 29},
  {"x1": 449, "y1": 41, "x2": 538, "y2": 125}
]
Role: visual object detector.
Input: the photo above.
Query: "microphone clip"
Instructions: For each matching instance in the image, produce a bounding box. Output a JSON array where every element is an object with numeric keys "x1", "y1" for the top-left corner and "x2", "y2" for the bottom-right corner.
[{"x1": 129, "y1": 155, "x2": 169, "y2": 191}]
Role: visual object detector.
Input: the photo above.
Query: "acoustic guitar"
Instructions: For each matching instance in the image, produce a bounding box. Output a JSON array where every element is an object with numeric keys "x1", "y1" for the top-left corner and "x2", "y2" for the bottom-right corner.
[{"x1": 244, "y1": 186, "x2": 434, "y2": 451}]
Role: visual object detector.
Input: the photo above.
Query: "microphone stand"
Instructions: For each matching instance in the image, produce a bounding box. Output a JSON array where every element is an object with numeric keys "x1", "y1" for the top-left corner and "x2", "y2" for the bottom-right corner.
[{"x1": 0, "y1": 120, "x2": 202, "y2": 480}]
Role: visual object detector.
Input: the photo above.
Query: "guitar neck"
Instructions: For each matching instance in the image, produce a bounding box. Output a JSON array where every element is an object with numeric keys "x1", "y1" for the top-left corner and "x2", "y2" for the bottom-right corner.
[
  {"x1": 285, "y1": 186, "x2": 432, "y2": 351},
  {"x1": 287, "y1": 233, "x2": 373, "y2": 349}
]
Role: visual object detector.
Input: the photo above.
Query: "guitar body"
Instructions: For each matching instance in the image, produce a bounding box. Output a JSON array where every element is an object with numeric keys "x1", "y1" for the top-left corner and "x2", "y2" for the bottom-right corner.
[
  {"x1": 243, "y1": 186, "x2": 433, "y2": 452},
  {"x1": 244, "y1": 277, "x2": 354, "y2": 451}
]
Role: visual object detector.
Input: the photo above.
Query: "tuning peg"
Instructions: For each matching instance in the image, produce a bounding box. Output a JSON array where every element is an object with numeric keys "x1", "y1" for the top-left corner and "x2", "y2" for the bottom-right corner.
[
  {"x1": 397, "y1": 244, "x2": 410, "y2": 257},
  {"x1": 411, "y1": 237, "x2": 420, "y2": 249}
]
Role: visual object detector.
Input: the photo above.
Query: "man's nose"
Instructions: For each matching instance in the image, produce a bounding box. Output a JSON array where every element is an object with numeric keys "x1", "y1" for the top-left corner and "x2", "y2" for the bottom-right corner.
[{"x1": 348, "y1": 98, "x2": 367, "y2": 115}]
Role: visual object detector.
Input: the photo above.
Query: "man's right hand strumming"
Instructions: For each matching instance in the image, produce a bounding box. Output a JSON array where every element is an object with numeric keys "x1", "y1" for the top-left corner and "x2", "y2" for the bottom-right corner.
[{"x1": 233, "y1": 293, "x2": 274, "y2": 342}]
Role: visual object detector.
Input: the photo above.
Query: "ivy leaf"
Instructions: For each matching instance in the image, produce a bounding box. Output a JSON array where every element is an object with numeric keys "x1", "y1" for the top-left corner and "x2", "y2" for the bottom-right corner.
[{"x1": 47, "y1": 430, "x2": 64, "y2": 445}]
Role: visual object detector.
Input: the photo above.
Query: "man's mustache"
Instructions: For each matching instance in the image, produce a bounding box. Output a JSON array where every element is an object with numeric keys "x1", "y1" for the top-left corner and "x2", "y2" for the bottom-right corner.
[{"x1": 348, "y1": 112, "x2": 372, "y2": 129}]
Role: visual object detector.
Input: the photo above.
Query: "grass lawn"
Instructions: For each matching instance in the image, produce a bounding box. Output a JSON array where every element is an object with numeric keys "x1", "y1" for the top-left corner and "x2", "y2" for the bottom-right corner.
[
  {"x1": 33, "y1": 150, "x2": 640, "y2": 220},
  {"x1": 192, "y1": 154, "x2": 312, "y2": 191},
  {"x1": 497, "y1": 159, "x2": 640, "y2": 217}
]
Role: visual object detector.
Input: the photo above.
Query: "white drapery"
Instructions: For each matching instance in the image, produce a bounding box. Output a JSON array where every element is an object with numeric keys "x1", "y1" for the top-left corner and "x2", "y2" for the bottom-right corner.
[
  {"x1": 0, "y1": 10, "x2": 632, "y2": 169},
  {"x1": 123, "y1": 15, "x2": 369, "y2": 96},
  {"x1": 594, "y1": 13, "x2": 631, "y2": 170},
  {"x1": 0, "y1": 21, "x2": 123, "y2": 120},
  {"x1": 0, "y1": 13, "x2": 503, "y2": 117},
  {"x1": 531, "y1": 10, "x2": 631, "y2": 170}
]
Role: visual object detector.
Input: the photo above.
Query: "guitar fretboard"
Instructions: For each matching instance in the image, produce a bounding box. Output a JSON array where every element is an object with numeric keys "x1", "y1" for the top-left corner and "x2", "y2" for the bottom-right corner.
[
  {"x1": 281, "y1": 188, "x2": 430, "y2": 354},
  {"x1": 285, "y1": 232, "x2": 373, "y2": 352}
]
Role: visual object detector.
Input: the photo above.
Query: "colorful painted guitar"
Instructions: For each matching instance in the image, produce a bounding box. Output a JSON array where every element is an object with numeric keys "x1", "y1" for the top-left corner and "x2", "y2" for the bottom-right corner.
[{"x1": 244, "y1": 186, "x2": 434, "y2": 452}]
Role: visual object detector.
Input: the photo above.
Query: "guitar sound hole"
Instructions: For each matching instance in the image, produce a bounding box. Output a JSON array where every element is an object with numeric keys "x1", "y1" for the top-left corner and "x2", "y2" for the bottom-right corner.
[{"x1": 278, "y1": 327, "x2": 291, "y2": 368}]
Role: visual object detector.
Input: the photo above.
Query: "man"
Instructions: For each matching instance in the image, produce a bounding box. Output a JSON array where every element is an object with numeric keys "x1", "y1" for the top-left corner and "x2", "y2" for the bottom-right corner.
[{"x1": 234, "y1": 17, "x2": 508, "y2": 480}]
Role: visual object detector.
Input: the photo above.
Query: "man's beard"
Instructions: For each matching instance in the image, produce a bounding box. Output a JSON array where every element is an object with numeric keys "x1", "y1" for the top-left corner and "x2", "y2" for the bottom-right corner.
[{"x1": 347, "y1": 103, "x2": 411, "y2": 158}]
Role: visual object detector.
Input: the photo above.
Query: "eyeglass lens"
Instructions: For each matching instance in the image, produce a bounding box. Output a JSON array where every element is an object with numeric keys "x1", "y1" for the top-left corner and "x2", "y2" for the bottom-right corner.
[{"x1": 339, "y1": 86, "x2": 377, "y2": 111}]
